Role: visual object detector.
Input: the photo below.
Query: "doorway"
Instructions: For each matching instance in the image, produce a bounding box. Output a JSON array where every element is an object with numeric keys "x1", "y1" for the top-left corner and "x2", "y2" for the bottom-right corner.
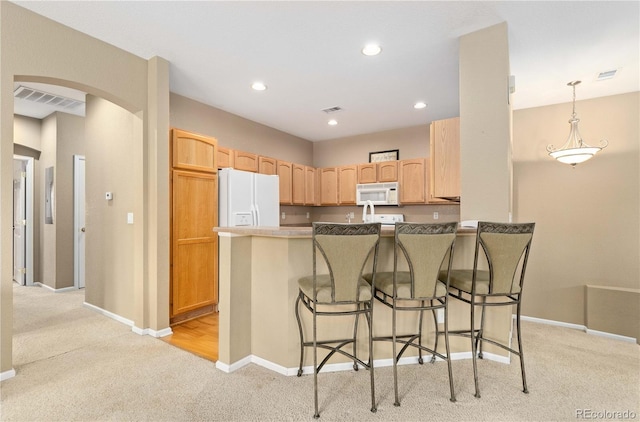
[
  {"x1": 12, "y1": 155, "x2": 34, "y2": 286},
  {"x1": 73, "y1": 155, "x2": 86, "y2": 289}
]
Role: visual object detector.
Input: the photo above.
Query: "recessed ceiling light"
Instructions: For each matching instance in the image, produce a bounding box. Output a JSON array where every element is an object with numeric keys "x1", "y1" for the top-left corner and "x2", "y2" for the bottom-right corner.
[
  {"x1": 362, "y1": 44, "x2": 382, "y2": 56},
  {"x1": 251, "y1": 82, "x2": 267, "y2": 91},
  {"x1": 414, "y1": 102, "x2": 427, "y2": 109},
  {"x1": 328, "y1": 119, "x2": 338, "y2": 126}
]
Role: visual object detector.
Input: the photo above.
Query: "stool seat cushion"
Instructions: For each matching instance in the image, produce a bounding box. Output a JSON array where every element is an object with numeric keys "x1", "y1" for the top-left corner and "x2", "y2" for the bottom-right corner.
[
  {"x1": 442, "y1": 269, "x2": 498, "y2": 295},
  {"x1": 298, "y1": 274, "x2": 372, "y2": 303},
  {"x1": 365, "y1": 272, "x2": 447, "y2": 299}
]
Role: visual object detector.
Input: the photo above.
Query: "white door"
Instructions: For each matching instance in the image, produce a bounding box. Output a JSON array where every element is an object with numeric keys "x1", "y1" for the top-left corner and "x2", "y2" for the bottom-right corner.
[
  {"x1": 74, "y1": 155, "x2": 86, "y2": 289},
  {"x1": 13, "y1": 159, "x2": 26, "y2": 285}
]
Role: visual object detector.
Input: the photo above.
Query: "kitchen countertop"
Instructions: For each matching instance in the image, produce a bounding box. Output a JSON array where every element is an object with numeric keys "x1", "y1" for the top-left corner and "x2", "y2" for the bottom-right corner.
[{"x1": 213, "y1": 224, "x2": 476, "y2": 237}]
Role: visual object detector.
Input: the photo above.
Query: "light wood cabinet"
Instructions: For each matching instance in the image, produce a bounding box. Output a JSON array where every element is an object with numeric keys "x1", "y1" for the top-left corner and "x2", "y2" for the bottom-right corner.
[
  {"x1": 305, "y1": 166, "x2": 316, "y2": 206},
  {"x1": 172, "y1": 128, "x2": 217, "y2": 173},
  {"x1": 170, "y1": 128, "x2": 218, "y2": 322},
  {"x1": 399, "y1": 158, "x2": 427, "y2": 204},
  {"x1": 277, "y1": 160, "x2": 293, "y2": 205},
  {"x1": 217, "y1": 146, "x2": 233, "y2": 169},
  {"x1": 319, "y1": 167, "x2": 339, "y2": 205},
  {"x1": 259, "y1": 156, "x2": 277, "y2": 175},
  {"x1": 358, "y1": 161, "x2": 398, "y2": 183},
  {"x1": 233, "y1": 150, "x2": 259, "y2": 172},
  {"x1": 378, "y1": 161, "x2": 398, "y2": 182},
  {"x1": 357, "y1": 163, "x2": 377, "y2": 184},
  {"x1": 430, "y1": 117, "x2": 460, "y2": 200},
  {"x1": 292, "y1": 163, "x2": 305, "y2": 205},
  {"x1": 338, "y1": 165, "x2": 357, "y2": 205}
]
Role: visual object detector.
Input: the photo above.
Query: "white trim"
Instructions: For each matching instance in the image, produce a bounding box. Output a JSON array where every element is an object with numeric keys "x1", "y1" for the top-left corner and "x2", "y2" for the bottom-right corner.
[
  {"x1": 35, "y1": 282, "x2": 76, "y2": 293},
  {"x1": 0, "y1": 368, "x2": 16, "y2": 382},
  {"x1": 132, "y1": 326, "x2": 173, "y2": 338},
  {"x1": 520, "y1": 315, "x2": 637, "y2": 344},
  {"x1": 216, "y1": 350, "x2": 511, "y2": 377},
  {"x1": 83, "y1": 301, "x2": 134, "y2": 327},
  {"x1": 73, "y1": 155, "x2": 85, "y2": 289},
  {"x1": 585, "y1": 328, "x2": 637, "y2": 344}
]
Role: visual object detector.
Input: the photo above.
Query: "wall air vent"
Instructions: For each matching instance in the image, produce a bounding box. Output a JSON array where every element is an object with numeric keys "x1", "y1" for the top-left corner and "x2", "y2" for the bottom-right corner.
[
  {"x1": 14, "y1": 85, "x2": 84, "y2": 110},
  {"x1": 322, "y1": 106, "x2": 343, "y2": 114}
]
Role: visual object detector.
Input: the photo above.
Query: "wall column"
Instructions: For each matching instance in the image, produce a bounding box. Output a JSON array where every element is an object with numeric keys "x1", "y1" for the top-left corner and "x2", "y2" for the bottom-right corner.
[{"x1": 459, "y1": 22, "x2": 513, "y2": 222}]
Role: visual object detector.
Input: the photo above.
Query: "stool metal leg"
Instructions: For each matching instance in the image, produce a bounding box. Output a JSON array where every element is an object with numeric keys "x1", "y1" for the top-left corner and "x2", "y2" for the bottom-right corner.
[
  {"x1": 295, "y1": 293, "x2": 304, "y2": 377},
  {"x1": 470, "y1": 296, "x2": 481, "y2": 398},
  {"x1": 516, "y1": 301, "x2": 529, "y2": 394}
]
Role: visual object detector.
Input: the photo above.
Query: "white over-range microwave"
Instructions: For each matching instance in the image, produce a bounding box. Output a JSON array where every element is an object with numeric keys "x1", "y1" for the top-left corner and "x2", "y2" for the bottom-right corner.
[{"x1": 356, "y1": 182, "x2": 400, "y2": 206}]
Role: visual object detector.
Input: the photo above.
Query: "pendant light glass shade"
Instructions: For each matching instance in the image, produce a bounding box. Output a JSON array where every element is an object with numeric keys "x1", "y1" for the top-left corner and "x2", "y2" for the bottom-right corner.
[{"x1": 546, "y1": 81, "x2": 608, "y2": 167}]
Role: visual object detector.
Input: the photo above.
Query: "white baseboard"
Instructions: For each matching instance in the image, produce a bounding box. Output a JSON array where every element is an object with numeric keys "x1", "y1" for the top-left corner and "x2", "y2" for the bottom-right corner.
[
  {"x1": 520, "y1": 315, "x2": 637, "y2": 343},
  {"x1": 216, "y1": 349, "x2": 511, "y2": 377},
  {"x1": 35, "y1": 282, "x2": 76, "y2": 293},
  {"x1": 83, "y1": 302, "x2": 172, "y2": 338},
  {"x1": 0, "y1": 368, "x2": 16, "y2": 382}
]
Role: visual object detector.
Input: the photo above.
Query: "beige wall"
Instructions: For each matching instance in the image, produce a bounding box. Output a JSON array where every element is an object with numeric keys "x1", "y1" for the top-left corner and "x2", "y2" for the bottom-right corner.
[
  {"x1": 84, "y1": 96, "x2": 137, "y2": 319},
  {"x1": 512, "y1": 92, "x2": 640, "y2": 337},
  {"x1": 13, "y1": 115, "x2": 41, "y2": 151},
  {"x1": 1, "y1": 2, "x2": 168, "y2": 374},
  {"x1": 459, "y1": 23, "x2": 512, "y2": 222},
  {"x1": 312, "y1": 125, "x2": 430, "y2": 167},
  {"x1": 170, "y1": 93, "x2": 313, "y2": 166}
]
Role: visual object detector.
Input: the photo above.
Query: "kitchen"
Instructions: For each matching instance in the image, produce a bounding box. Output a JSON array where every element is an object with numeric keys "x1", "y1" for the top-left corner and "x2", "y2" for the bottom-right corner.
[{"x1": 1, "y1": 1, "x2": 638, "y2": 384}]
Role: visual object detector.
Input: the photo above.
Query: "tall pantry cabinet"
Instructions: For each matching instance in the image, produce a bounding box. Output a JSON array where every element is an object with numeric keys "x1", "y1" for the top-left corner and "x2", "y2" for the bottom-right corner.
[{"x1": 170, "y1": 128, "x2": 218, "y2": 323}]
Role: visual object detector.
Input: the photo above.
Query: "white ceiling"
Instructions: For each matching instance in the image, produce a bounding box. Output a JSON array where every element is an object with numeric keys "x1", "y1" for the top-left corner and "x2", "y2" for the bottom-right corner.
[{"x1": 12, "y1": 1, "x2": 639, "y2": 142}]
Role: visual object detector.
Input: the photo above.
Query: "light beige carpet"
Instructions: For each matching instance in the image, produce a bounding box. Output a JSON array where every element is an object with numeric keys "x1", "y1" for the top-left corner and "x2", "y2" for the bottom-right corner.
[{"x1": 1, "y1": 284, "x2": 638, "y2": 421}]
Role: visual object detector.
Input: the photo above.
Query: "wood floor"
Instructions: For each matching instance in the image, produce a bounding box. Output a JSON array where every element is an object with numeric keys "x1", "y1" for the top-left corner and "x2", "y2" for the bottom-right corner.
[{"x1": 161, "y1": 312, "x2": 218, "y2": 362}]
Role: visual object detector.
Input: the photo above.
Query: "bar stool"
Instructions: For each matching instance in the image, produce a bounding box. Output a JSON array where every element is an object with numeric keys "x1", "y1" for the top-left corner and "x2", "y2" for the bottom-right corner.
[
  {"x1": 364, "y1": 221, "x2": 457, "y2": 406},
  {"x1": 295, "y1": 222, "x2": 381, "y2": 418},
  {"x1": 445, "y1": 221, "x2": 535, "y2": 398}
]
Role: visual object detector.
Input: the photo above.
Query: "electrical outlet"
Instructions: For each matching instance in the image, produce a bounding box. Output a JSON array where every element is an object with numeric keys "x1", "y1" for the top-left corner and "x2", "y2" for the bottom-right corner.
[
  {"x1": 306, "y1": 212, "x2": 310, "y2": 219},
  {"x1": 433, "y1": 211, "x2": 439, "y2": 220},
  {"x1": 349, "y1": 212, "x2": 355, "y2": 219},
  {"x1": 281, "y1": 212, "x2": 286, "y2": 220}
]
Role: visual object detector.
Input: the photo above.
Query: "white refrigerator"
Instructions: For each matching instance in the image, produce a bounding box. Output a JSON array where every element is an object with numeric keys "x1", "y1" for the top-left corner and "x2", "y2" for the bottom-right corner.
[{"x1": 219, "y1": 168, "x2": 280, "y2": 227}]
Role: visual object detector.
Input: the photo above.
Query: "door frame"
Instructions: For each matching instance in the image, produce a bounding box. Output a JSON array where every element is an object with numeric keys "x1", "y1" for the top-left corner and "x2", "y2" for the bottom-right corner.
[
  {"x1": 13, "y1": 155, "x2": 34, "y2": 286},
  {"x1": 73, "y1": 155, "x2": 85, "y2": 289}
]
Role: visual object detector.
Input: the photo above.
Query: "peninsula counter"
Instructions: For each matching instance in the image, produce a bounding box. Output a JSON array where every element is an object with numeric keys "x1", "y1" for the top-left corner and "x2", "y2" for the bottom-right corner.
[{"x1": 214, "y1": 225, "x2": 513, "y2": 375}]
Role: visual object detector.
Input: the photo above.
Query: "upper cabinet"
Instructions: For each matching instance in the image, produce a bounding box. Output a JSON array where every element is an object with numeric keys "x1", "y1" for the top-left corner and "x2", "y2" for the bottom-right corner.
[
  {"x1": 233, "y1": 150, "x2": 259, "y2": 172},
  {"x1": 292, "y1": 163, "x2": 305, "y2": 205},
  {"x1": 172, "y1": 128, "x2": 217, "y2": 173},
  {"x1": 259, "y1": 156, "x2": 277, "y2": 175},
  {"x1": 277, "y1": 160, "x2": 293, "y2": 205},
  {"x1": 399, "y1": 158, "x2": 427, "y2": 204},
  {"x1": 430, "y1": 117, "x2": 460, "y2": 200},
  {"x1": 217, "y1": 146, "x2": 233, "y2": 169},
  {"x1": 358, "y1": 161, "x2": 398, "y2": 183},
  {"x1": 338, "y1": 165, "x2": 357, "y2": 205},
  {"x1": 304, "y1": 166, "x2": 316, "y2": 206},
  {"x1": 319, "y1": 167, "x2": 339, "y2": 205}
]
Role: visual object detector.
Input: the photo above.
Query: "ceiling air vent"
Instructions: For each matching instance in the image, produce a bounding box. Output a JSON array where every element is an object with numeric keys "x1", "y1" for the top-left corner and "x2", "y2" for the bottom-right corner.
[
  {"x1": 596, "y1": 69, "x2": 618, "y2": 81},
  {"x1": 14, "y1": 85, "x2": 84, "y2": 110},
  {"x1": 322, "y1": 106, "x2": 343, "y2": 114}
]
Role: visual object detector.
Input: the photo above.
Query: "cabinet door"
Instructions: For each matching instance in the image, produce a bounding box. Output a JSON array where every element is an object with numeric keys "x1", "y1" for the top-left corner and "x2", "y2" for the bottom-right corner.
[
  {"x1": 277, "y1": 160, "x2": 293, "y2": 205},
  {"x1": 357, "y1": 163, "x2": 377, "y2": 184},
  {"x1": 338, "y1": 165, "x2": 357, "y2": 205},
  {"x1": 171, "y1": 129, "x2": 217, "y2": 173},
  {"x1": 399, "y1": 158, "x2": 426, "y2": 204},
  {"x1": 378, "y1": 161, "x2": 398, "y2": 182},
  {"x1": 292, "y1": 164, "x2": 305, "y2": 205},
  {"x1": 217, "y1": 146, "x2": 233, "y2": 169},
  {"x1": 259, "y1": 156, "x2": 277, "y2": 175},
  {"x1": 304, "y1": 166, "x2": 316, "y2": 206},
  {"x1": 233, "y1": 150, "x2": 259, "y2": 172},
  {"x1": 171, "y1": 170, "x2": 218, "y2": 317},
  {"x1": 319, "y1": 167, "x2": 339, "y2": 205},
  {"x1": 430, "y1": 117, "x2": 460, "y2": 200}
]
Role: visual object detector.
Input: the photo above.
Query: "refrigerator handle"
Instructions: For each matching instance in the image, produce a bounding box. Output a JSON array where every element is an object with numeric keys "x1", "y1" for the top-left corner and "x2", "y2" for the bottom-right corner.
[
  {"x1": 254, "y1": 204, "x2": 261, "y2": 226},
  {"x1": 250, "y1": 204, "x2": 258, "y2": 226}
]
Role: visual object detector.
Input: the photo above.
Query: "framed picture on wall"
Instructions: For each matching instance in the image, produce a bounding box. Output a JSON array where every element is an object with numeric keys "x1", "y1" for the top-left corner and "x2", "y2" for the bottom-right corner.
[{"x1": 369, "y1": 149, "x2": 399, "y2": 163}]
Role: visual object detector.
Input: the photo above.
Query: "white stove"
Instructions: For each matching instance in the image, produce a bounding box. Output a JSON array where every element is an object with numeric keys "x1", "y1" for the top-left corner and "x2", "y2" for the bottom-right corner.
[{"x1": 366, "y1": 214, "x2": 404, "y2": 226}]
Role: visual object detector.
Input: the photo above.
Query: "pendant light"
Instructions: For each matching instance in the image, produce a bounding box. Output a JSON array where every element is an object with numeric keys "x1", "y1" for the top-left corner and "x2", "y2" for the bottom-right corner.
[{"x1": 546, "y1": 81, "x2": 608, "y2": 167}]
